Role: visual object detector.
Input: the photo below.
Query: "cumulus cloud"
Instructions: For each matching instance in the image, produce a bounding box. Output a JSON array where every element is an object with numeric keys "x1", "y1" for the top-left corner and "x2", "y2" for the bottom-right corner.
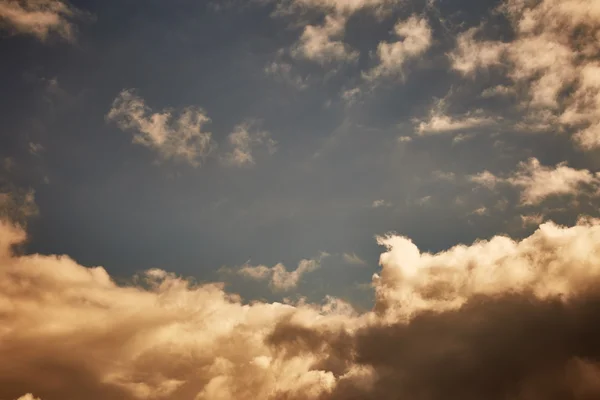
[
  {"x1": 374, "y1": 217, "x2": 600, "y2": 317},
  {"x1": 363, "y1": 15, "x2": 432, "y2": 81},
  {"x1": 4, "y1": 216, "x2": 600, "y2": 399},
  {"x1": 4, "y1": 217, "x2": 600, "y2": 399},
  {"x1": 234, "y1": 256, "x2": 324, "y2": 291},
  {"x1": 471, "y1": 158, "x2": 600, "y2": 205},
  {"x1": 0, "y1": 0, "x2": 80, "y2": 41},
  {"x1": 449, "y1": 0, "x2": 600, "y2": 149},
  {"x1": 106, "y1": 90, "x2": 215, "y2": 166},
  {"x1": 221, "y1": 122, "x2": 277, "y2": 167},
  {"x1": 291, "y1": 14, "x2": 358, "y2": 65},
  {"x1": 274, "y1": 0, "x2": 403, "y2": 67}
]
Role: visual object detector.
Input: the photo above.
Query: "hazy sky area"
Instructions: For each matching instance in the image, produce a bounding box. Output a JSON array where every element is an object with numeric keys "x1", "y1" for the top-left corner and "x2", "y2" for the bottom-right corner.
[{"x1": 2, "y1": 0, "x2": 600, "y2": 399}]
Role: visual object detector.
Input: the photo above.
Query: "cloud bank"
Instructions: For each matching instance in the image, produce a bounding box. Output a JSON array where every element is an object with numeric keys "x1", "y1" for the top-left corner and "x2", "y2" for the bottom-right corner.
[{"x1": 4, "y1": 215, "x2": 600, "y2": 399}]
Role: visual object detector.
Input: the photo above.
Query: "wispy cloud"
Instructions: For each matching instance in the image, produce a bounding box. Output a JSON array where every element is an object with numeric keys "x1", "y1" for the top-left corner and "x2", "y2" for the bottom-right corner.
[
  {"x1": 228, "y1": 253, "x2": 328, "y2": 291},
  {"x1": 106, "y1": 90, "x2": 215, "y2": 166},
  {"x1": 363, "y1": 15, "x2": 432, "y2": 82},
  {"x1": 221, "y1": 122, "x2": 277, "y2": 167}
]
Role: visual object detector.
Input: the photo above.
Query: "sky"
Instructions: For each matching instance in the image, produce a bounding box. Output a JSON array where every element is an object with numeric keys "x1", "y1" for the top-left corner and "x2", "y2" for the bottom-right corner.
[{"x1": 2, "y1": 0, "x2": 600, "y2": 399}]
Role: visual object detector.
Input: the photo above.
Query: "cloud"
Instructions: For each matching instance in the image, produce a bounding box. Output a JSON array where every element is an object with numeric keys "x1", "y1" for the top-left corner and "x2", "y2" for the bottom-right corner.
[
  {"x1": 363, "y1": 15, "x2": 432, "y2": 82},
  {"x1": 291, "y1": 14, "x2": 358, "y2": 65},
  {"x1": 273, "y1": 0, "x2": 398, "y2": 16},
  {"x1": 448, "y1": 27, "x2": 507, "y2": 76},
  {"x1": 341, "y1": 87, "x2": 362, "y2": 105},
  {"x1": 471, "y1": 158, "x2": 600, "y2": 205},
  {"x1": 449, "y1": 0, "x2": 600, "y2": 149},
  {"x1": 432, "y1": 170, "x2": 455, "y2": 181},
  {"x1": 342, "y1": 252, "x2": 367, "y2": 266},
  {"x1": 16, "y1": 395, "x2": 41, "y2": 400},
  {"x1": 0, "y1": 0, "x2": 80, "y2": 41},
  {"x1": 371, "y1": 199, "x2": 391, "y2": 208},
  {"x1": 417, "y1": 112, "x2": 496, "y2": 135},
  {"x1": 521, "y1": 214, "x2": 544, "y2": 228},
  {"x1": 221, "y1": 122, "x2": 277, "y2": 167},
  {"x1": 374, "y1": 217, "x2": 600, "y2": 317},
  {"x1": 470, "y1": 170, "x2": 501, "y2": 189},
  {"x1": 264, "y1": 61, "x2": 307, "y2": 90},
  {"x1": 273, "y1": 0, "x2": 403, "y2": 67},
  {"x1": 234, "y1": 256, "x2": 325, "y2": 291},
  {"x1": 106, "y1": 90, "x2": 215, "y2": 166},
  {"x1": 481, "y1": 84, "x2": 515, "y2": 98},
  {"x1": 415, "y1": 97, "x2": 497, "y2": 135},
  {"x1": 4, "y1": 217, "x2": 600, "y2": 399}
]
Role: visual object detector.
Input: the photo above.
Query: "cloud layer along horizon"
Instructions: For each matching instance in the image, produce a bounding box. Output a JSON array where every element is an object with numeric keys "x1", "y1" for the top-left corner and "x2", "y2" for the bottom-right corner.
[{"x1": 3, "y1": 216, "x2": 600, "y2": 400}]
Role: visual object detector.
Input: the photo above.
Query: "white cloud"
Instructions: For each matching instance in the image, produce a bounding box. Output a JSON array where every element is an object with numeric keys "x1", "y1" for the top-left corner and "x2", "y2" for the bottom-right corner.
[
  {"x1": 221, "y1": 122, "x2": 277, "y2": 167},
  {"x1": 27, "y1": 142, "x2": 44, "y2": 155},
  {"x1": 471, "y1": 158, "x2": 600, "y2": 205},
  {"x1": 470, "y1": 206, "x2": 488, "y2": 216},
  {"x1": 432, "y1": 170, "x2": 455, "y2": 181},
  {"x1": 106, "y1": 90, "x2": 215, "y2": 166},
  {"x1": 264, "y1": 61, "x2": 307, "y2": 90},
  {"x1": 481, "y1": 85, "x2": 515, "y2": 98},
  {"x1": 291, "y1": 14, "x2": 358, "y2": 65},
  {"x1": 507, "y1": 158, "x2": 599, "y2": 205},
  {"x1": 371, "y1": 199, "x2": 391, "y2": 208},
  {"x1": 417, "y1": 113, "x2": 496, "y2": 135},
  {"x1": 363, "y1": 15, "x2": 432, "y2": 81},
  {"x1": 374, "y1": 217, "x2": 600, "y2": 318},
  {"x1": 341, "y1": 87, "x2": 362, "y2": 105},
  {"x1": 449, "y1": 27, "x2": 507, "y2": 76},
  {"x1": 0, "y1": 0, "x2": 80, "y2": 41},
  {"x1": 449, "y1": 0, "x2": 600, "y2": 149},
  {"x1": 274, "y1": 0, "x2": 399, "y2": 16},
  {"x1": 235, "y1": 256, "x2": 324, "y2": 291},
  {"x1": 342, "y1": 252, "x2": 367, "y2": 266},
  {"x1": 470, "y1": 170, "x2": 501, "y2": 189}
]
